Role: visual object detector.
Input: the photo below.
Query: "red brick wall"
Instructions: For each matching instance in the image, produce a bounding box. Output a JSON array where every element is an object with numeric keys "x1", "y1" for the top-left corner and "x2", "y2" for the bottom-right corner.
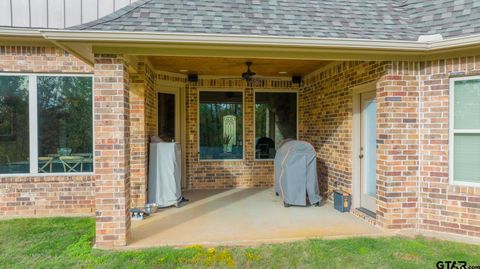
[
  {"x1": 129, "y1": 62, "x2": 156, "y2": 207},
  {"x1": 93, "y1": 53, "x2": 131, "y2": 247},
  {"x1": 0, "y1": 45, "x2": 92, "y2": 73},
  {"x1": 0, "y1": 45, "x2": 94, "y2": 218},
  {"x1": 301, "y1": 58, "x2": 480, "y2": 237},
  {"x1": 0, "y1": 176, "x2": 95, "y2": 217},
  {"x1": 376, "y1": 62, "x2": 420, "y2": 229},
  {"x1": 300, "y1": 61, "x2": 421, "y2": 230},
  {"x1": 418, "y1": 56, "x2": 480, "y2": 238},
  {"x1": 300, "y1": 62, "x2": 388, "y2": 195}
]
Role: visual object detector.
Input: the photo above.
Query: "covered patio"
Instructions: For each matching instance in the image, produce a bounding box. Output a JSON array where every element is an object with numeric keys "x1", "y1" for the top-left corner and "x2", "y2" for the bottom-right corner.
[
  {"x1": 121, "y1": 55, "x2": 381, "y2": 248},
  {"x1": 79, "y1": 48, "x2": 411, "y2": 248},
  {"x1": 127, "y1": 188, "x2": 385, "y2": 248},
  {"x1": 39, "y1": 22, "x2": 436, "y2": 247},
  {"x1": 66, "y1": 43, "x2": 423, "y2": 249}
]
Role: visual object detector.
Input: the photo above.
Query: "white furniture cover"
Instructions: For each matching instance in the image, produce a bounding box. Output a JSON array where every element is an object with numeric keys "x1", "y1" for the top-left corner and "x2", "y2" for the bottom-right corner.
[
  {"x1": 148, "y1": 142, "x2": 182, "y2": 207},
  {"x1": 274, "y1": 140, "x2": 322, "y2": 206}
]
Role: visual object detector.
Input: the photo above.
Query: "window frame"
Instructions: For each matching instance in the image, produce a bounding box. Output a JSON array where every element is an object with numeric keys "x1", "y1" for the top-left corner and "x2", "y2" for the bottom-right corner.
[
  {"x1": 197, "y1": 88, "x2": 245, "y2": 162},
  {"x1": 253, "y1": 89, "x2": 299, "y2": 161},
  {"x1": 449, "y1": 75, "x2": 480, "y2": 187},
  {"x1": 0, "y1": 73, "x2": 95, "y2": 177}
]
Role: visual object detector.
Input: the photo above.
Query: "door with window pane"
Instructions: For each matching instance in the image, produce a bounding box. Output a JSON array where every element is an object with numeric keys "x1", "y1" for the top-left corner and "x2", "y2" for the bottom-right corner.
[
  {"x1": 360, "y1": 91, "x2": 377, "y2": 212},
  {"x1": 157, "y1": 88, "x2": 184, "y2": 186},
  {"x1": 158, "y1": 92, "x2": 178, "y2": 142}
]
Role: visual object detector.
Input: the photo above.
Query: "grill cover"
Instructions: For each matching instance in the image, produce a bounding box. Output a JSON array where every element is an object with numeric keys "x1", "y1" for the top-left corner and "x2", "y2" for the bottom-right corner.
[
  {"x1": 148, "y1": 142, "x2": 182, "y2": 207},
  {"x1": 274, "y1": 140, "x2": 322, "y2": 206}
]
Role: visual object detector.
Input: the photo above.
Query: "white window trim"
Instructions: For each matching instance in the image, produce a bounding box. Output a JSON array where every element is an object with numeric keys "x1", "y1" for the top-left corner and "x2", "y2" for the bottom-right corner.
[
  {"x1": 253, "y1": 89, "x2": 299, "y2": 161},
  {"x1": 449, "y1": 75, "x2": 480, "y2": 187},
  {"x1": 0, "y1": 73, "x2": 95, "y2": 177},
  {"x1": 197, "y1": 88, "x2": 245, "y2": 162}
]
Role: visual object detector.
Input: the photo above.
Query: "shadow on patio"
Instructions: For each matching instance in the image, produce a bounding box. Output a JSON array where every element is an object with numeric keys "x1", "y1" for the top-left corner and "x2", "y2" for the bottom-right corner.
[{"x1": 126, "y1": 188, "x2": 387, "y2": 249}]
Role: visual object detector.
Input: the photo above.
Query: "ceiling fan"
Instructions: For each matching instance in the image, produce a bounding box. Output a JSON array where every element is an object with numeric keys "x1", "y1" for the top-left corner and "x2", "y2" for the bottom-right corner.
[
  {"x1": 217, "y1": 61, "x2": 288, "y2": 82},
  {"x1": 241, "y1": 61, "x2": 256, "y2": 81}
]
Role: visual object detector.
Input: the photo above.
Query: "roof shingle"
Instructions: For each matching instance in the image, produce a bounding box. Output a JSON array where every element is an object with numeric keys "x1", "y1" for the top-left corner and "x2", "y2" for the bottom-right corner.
[{"x1": 70, "y1": 0, "x2": 480, "y2": 41}]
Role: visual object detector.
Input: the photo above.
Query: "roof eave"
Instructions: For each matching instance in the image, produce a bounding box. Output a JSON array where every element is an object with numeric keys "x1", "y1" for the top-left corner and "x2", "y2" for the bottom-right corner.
[
  {"x1": 0, "y1": 27, "x2": 54, "y2": 46},
  {"x1": 40, "y1": 30, "x2": 429, "y2": 51},
  {"x1": 0, "y1": 27, "x2": 42, "y2": 37},
  {"x1": 428, "y1": 34, "x2": 480, "y2": 50},
  {"x1": 2, "y1": 28, "x2": 480, "y2": 64}
]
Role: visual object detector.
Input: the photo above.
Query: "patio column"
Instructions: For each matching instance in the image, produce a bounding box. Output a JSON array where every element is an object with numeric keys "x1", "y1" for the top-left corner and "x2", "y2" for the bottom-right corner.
[
  {"x1": 376, "y1": 62, "x2": 420, "y2": 230},
  {"x1": 94, "y1": 54, "x2": 131, "y2": 248},
  {"x1": 129, "y1": 62, "x2": 156, "y2": 208}
]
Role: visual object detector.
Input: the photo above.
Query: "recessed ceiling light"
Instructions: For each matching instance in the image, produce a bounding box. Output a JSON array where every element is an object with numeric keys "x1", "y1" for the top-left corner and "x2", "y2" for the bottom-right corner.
[
  {"x1": 179, "y1": 69, "x2": 188, "y2": 73},
  {"x1": 278, "y1": 71, "x2": 288, "y2": 75}
]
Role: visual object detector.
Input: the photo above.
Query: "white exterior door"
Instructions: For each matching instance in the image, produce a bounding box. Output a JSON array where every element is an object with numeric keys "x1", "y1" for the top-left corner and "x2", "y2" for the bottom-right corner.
[
  {"x1": 158, "y1": 87, "x2": 185, "y2": 187},
  {"x1": 360, "y1": 91, "x2": 377, "y2": 212}
]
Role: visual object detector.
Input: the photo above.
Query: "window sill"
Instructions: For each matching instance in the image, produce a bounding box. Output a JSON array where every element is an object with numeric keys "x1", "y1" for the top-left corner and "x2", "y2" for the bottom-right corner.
[
  {"x1": 0, "y1": 172, "x2": 95, "y2": 178},
  {"x1": 199, "y1": 159, "x2": 245, "y2": 162},
  {"x1": 254, "y1": 159, "x2": 275, "y2": 162},
  {"x1": 450, "y1": 180, "x2": 480, "y2": 188}
]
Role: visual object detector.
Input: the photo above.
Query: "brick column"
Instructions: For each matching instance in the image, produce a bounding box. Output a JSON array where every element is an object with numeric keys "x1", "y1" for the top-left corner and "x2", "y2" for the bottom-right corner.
[
  {"x1": 376, "y1": 61, "x2": 420, "y2": 230},
  {"x1": 129, "y1": 62, "x2": 156, "y2": 207},
  {"x1": 94, "y1": 54, "x2": 131, "y2": 248}
]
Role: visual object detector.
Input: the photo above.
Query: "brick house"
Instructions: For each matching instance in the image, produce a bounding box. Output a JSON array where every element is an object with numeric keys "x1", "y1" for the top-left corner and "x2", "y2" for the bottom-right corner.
[{"x1": 0, "y1": 0, "x2": 479, "y2": 248}]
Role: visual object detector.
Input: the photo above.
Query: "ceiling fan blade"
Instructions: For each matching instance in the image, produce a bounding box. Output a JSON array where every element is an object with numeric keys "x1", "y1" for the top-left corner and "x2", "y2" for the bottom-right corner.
[
  {"x1": 217, "y1": 77, "x2": 244, "y2": 80},
  {"x1": 252, "y1": 75, "x2": 291, "y2": 80}
]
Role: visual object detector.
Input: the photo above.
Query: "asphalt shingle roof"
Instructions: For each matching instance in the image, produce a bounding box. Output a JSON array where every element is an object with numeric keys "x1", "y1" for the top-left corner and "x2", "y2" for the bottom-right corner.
[
  {"x1": 408, "y1": 0, "x2": 480, "y2": 40},
  {"x1": 70, "y1": 0, "x2": 480, "y2": 41}
]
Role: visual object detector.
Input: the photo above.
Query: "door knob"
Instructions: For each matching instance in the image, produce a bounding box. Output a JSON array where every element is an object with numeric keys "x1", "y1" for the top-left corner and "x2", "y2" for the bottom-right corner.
[{"x1": 359, "y1": 154, "x2": 364, "y2": 159}]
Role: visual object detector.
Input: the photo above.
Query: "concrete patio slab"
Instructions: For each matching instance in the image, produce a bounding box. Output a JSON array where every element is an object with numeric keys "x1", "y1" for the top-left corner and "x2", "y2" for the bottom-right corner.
[{"x1": 126, "y1": 188, "x2": 388, "y2": 249}]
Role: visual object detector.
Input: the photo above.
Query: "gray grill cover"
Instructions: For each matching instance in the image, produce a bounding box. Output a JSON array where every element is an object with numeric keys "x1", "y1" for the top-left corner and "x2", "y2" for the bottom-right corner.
[
  {"x1": 148, "y1": 142, "x2": 182, "y2": 207},
  {"x1": 274, "y1": 140, "x2": 322, "y2": 206}
]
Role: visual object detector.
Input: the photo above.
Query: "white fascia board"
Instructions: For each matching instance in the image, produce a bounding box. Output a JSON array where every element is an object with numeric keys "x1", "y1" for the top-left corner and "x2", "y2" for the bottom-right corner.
[
  {"x1": 0, "y1": 27, "x2": 42, "y2": 37},
  {"x1": 40, "y1": 30, "x2": 428, "y2": 51},
  {"x1": 428, "y1": 34, "x2": 480, "y2": 50},
  {"x1": 3, "y1": 27, "x2": 480, "y2": 52}
]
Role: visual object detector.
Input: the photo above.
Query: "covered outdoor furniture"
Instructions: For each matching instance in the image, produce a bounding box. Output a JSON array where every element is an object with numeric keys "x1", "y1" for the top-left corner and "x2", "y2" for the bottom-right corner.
[
  {"x1": 274, "y1": 140, "x2": 322, "y2": 207},
  {"x1": 148, "y1": 141, "x2": 183, "y2": 207}
]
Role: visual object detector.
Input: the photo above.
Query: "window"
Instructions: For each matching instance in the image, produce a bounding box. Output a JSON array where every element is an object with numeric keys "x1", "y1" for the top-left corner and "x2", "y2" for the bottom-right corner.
[
  {"x1": 255, "y1": 92, "x2": 297, "y2": 159},
  {"x1": 37, "y1": 76, "x2": 93, "y2": 173},
  {"x1": 0, "y1": 74, "x2": 93, "y2": 175},
  {"x1": 158, "y1": 92, "x2": 176, "y2": 142},
  {"x1": 0, "y1": 76, "x2": 29, "y2": 174},
  {"x1": 199, "y1": 91, "x2": 243, "y2": 160},
  {"x1": 450, "y1": 77, "x2": 480, "y2": 186}
]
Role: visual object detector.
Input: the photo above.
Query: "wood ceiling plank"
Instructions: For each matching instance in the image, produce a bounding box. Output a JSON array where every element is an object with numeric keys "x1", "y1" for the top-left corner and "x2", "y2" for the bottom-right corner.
[{"x1": 147, "y1": 56, "x2": 330, "y2": 76}]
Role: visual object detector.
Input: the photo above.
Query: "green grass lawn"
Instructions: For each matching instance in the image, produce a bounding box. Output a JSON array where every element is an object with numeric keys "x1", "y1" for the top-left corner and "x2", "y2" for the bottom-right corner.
[{"x1": 0, "y1": 217, "x2": 479, "y2": 269}]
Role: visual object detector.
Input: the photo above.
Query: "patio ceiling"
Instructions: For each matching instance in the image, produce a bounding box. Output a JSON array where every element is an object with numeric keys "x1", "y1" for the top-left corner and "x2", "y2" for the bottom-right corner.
[{"x1": 148, "y1": 56, "x2": 331, "y2": 77}]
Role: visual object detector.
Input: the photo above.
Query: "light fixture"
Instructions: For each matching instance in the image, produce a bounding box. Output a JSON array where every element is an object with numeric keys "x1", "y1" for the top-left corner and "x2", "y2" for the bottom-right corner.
[
  {"x1": 278, "y1": 71, "x2": 288, "y2": 75},
  {"x1": 179, "y1": 69, "x2": 188, "y2": 73}
]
